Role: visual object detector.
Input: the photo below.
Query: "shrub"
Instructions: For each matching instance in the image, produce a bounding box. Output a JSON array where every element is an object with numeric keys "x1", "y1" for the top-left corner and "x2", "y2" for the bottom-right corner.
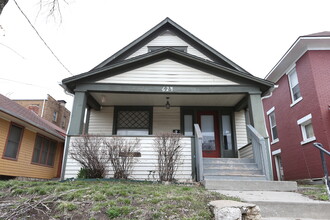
[
  {"x1": 154, "y1": 133, "x2": 183, "y2": 182},
  {"x1": 70, "y1": 135, "x2": 109, "y2": 178},
  {"x1": 103, "y1": 137, "x2": 140, "y2": 179}
]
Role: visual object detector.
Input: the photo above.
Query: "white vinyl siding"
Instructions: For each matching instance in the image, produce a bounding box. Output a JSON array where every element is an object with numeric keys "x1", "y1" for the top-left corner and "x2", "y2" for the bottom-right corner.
[
  {"x1": 65, "y1": 137, "x2": 192, "y2": 181},
  {"x1": 127, "y1": 30, "x2": 211, "y2": 61},
  {"x1": 235, "y1": 110, "x2": 248, "y2": 149},
  {"x1": 88, "y1": 107, "x2": 114, "y2": 135},
  {"x1": 96, "y1": 59, "x2": 238, "y2": 85},
  {"x1": 153, "y1": 107, "x2": 180, "y2": 134}
]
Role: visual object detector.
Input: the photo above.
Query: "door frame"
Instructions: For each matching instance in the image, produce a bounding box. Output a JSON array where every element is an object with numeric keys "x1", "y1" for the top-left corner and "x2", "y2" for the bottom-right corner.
[
  {"x1": 197, "y1": 111, "x2": 221, "y2": 158},
  {"x1": 181, "y1": 107, "x2": 238, "y2": 158}
]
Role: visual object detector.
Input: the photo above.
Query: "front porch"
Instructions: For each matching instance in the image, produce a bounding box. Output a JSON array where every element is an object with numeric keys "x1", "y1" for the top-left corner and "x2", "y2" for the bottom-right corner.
[{"x1": 62, "y1": 90, "x2": 273, "y2": 181}]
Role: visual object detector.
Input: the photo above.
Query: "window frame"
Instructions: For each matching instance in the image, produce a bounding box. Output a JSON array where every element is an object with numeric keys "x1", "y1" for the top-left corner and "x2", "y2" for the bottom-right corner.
[
  {"x1": 297, "y1": 114, "x2": 316, "y2": 145},
  {"x1": 31, "y1": 134, "x2": 57, "y2": 167},
  {"x1": 147, "y1": 46, "x2": 188, "y2": 53},
  {"x1": 287, "y1": 67, "x2": 302, "y2": 106},
  {"x1": 267, "y1": 107, "x2": 279, "y2": 144},
  {"x1": 2, "y1": 122, "x2": 24, "y2": 161},
  {"x1": 53, "y1": 111, "x2": 58, "y2": 122},
  {"x1": 113, "y1": 106, "x2": 153, "y2": 135}
]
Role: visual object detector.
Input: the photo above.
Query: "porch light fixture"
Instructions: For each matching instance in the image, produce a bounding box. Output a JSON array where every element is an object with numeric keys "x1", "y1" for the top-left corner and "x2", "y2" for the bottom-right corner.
[
  {"x1": 101, "y1": 95, "x2": 106, "y2": 103},
  {"x1": 165, "y1": 97, "x2": 170, "y2": 109}
]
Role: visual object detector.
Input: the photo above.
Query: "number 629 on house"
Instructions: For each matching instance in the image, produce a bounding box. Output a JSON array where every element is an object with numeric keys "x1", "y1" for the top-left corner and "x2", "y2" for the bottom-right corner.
[{"x1": 161, "y1": 86, "x2": 174, "y2": 92}]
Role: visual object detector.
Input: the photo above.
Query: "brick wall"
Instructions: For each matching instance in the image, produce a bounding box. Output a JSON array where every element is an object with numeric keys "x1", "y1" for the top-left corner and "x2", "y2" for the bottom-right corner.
[{"x1": 263, "y1": 50, "x2": 330, "y2": 181}]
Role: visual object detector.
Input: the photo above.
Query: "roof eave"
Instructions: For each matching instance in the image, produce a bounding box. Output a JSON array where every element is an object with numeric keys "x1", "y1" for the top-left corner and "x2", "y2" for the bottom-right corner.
[{"x1": 265, "y1": 36, "x2": 330, "y2": 82}]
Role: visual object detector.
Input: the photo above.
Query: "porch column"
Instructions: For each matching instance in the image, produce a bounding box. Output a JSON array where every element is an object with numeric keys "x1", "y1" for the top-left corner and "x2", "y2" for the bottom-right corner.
[
  {"x1": 68, "y1": 91, "x2": 87, "y2": 135},
  {"x1": 248, "y1": 92, "x2": 267, "y2": 138}
]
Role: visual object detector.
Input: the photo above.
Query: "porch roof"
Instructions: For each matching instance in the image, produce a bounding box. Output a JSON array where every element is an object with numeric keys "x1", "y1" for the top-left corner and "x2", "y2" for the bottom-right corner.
[{"x1": 62, "y1": 47, "x2": 273, "y2": 94}]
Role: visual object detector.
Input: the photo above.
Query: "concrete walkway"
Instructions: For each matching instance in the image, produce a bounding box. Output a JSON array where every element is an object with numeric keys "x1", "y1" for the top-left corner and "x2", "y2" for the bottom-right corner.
[{"x1": 214, "y1": 190, "x2": 330, "y2": 219}]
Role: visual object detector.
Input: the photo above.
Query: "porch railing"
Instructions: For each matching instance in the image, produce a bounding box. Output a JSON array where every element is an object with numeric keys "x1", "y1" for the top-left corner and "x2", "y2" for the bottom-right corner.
[
  {"x1": 313, "y1": 142, "x2": 330, "y2": 199},
  {"x1": 247, "y1": 124, "x2": 272, "y2": 180},
  {"x1": 194, "y1": 124, "x2": 204, "y2": 182}
]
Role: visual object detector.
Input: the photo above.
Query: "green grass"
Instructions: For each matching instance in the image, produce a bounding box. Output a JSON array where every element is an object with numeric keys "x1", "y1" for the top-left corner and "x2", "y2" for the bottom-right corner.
[
  {"x1": 298, "y1": 184, "x2": 329, "y2": 201},
  {"x1": 0, "y1": 179, "x2": 239, "y2": 219}
]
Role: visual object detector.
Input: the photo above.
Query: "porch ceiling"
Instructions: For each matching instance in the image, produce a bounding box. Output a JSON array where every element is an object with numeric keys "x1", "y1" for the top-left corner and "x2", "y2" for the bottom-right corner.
[{"x1": 90, "y1": 93, "x2": 245, "y2": 106}]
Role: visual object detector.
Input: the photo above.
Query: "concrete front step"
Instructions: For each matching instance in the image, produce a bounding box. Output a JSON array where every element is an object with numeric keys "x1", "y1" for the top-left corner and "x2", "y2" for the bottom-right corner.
[
  {"x1": 204, "y1": 168, "x2": 263, "y2": 175},
  {"x1": 203, "y1": 158, "x2": 254, "y2": 164},
  {"x1": 203, "y1": 162, "x2": 260, "y2": 170},
  {"x1": 204, "y1": 175, "x2": 267, "y2": 181},
  {"x1": 216, "y1": 190, "x2": 330, "y2": 219},
  {"x1": 204, "y1": 180, "x2": 297, "y2": 191}
]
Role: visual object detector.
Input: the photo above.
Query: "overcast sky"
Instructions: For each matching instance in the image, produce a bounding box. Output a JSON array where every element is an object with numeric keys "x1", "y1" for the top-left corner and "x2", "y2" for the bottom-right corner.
[{"x1": 0, "y1": 0, "x2": 329, "y2": 111}]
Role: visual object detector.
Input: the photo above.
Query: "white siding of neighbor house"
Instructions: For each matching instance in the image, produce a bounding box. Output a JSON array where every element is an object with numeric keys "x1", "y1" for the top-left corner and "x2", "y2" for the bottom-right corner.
[
  {"x1": 88, "y1": 107, "x2": 114, "y2": 135},
  {"x1": 64, "y1": 137, "x2": 192, "y2": 181},
  {"x1": 126, "y1": 30, "x2": 211, "y2": 61},
  {"x1": 96, "y1": 59, "x2": 238, "y2": 85},
  {"x1": 235, "y1": 110, "x2": 248, "y2": 149},
  {"x1": 153, "y1": 107, "x2": 180, "y2": 134}
]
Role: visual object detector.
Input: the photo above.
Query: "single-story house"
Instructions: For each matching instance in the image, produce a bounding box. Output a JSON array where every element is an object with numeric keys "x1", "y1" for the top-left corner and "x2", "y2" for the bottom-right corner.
[
  {"x1": 61, "y1": 18, "x2": 274, "y2": 182},
  {"x1": 0, "y1": 94, "x2": 65, "y2": 179}
]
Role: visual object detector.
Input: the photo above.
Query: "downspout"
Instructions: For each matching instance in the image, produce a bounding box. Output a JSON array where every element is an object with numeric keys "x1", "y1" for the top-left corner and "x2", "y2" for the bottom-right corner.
[{"x1": 260, "y1": 84, "x2": 279, "y2": 180}]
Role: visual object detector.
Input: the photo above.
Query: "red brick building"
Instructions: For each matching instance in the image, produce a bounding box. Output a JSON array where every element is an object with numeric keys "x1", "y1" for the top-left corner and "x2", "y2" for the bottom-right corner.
[
  {"x1": 263, "y1": 32, "x2": 330, "y2": 181},
  {"x1": 13, "y1": 94, "x2": 70, "y2": 131}
]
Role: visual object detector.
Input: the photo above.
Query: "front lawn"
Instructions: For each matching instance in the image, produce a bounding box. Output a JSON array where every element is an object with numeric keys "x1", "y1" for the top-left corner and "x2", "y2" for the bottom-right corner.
[{"x1": 0, "y1": 180, "x2": 237, "y2": 219}]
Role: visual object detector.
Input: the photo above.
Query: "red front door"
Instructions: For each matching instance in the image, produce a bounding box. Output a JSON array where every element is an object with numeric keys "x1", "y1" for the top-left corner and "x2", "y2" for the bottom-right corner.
[{"x1": 197, "y1": 111, "x2": 221, "y2": 158}]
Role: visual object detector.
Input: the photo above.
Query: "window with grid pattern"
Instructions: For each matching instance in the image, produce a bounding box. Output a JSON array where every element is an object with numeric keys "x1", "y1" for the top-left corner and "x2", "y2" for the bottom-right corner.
[{"x1": 115, "y1": 108, "x2": 152, "y2": 135}]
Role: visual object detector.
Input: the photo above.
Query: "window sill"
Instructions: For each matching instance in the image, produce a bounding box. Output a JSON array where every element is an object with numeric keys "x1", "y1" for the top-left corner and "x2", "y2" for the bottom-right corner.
[
  {"x1": 271, "y1": 139, "x2": 279, "y2": 145},
  {"x1": 290, "y1": 97, "x2": 303, "y2": 108},
  {"x1": 2, "y1": 156, "x2": 18, "y2": 161},
  {"x1": 300, "y1": 136, "x2": 316, "y2": 145}
]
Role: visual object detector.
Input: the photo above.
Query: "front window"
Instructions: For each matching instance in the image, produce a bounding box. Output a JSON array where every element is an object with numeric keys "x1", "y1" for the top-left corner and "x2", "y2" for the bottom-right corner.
[
  {"x1": 32, "y1": 135, "x2": 57, "y2": 166},
  {"x1": 297, "y1": 114, "x2": 315, "y2": 145},
  {"x1": 288, "y1": 68, "x2": 302, "y2": 103},
  {"x1": 3, "y1": 124, "x2": 23, "y2": 159},
  {"x1": 114, "y1": 107, "x2": 152, "y2": 135}
]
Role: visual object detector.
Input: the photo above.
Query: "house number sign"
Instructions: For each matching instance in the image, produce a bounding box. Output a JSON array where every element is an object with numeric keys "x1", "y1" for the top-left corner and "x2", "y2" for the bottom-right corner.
[{"x1": 161, "y1": 86, "x2": 174, "y2": 92}]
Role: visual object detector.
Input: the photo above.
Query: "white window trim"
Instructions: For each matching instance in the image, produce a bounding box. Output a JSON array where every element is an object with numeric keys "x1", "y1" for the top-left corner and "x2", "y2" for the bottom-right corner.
[
  {"x1": 290, "y1": 96, "x2": 303, "y2": 108},
  {"x1": 266, "y1": 107, "x2": 275, "y2": 116},
  {"x1": 297, "y1": 114, "x2": 316, "y2": 145},
  {"x1": 267, "y1": 107, "x2": 279, "y2": 144},
  {"x1": 272, "y1": 149, "x2": 281, "y2": 155},
  {"x1": 287, "y1": 67, "x2": 302, "y2": 106}
]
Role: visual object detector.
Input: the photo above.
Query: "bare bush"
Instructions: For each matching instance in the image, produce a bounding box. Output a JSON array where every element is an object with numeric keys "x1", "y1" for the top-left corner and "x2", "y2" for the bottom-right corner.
[
  {"x1": 103, "y1": 137, "x2": 140, "y2": 179},
  {"x1": 70, "y1": 135, "x2": 109, "y2": 179},
  {"x1": 154, "y1": 133, "x2": 183, "y2": 182}
]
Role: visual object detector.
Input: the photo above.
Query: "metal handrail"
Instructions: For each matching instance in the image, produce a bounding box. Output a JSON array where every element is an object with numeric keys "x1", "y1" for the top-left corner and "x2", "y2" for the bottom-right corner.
[{"x1": 313, "y1": 142, "x2": 330, "y2": 199}]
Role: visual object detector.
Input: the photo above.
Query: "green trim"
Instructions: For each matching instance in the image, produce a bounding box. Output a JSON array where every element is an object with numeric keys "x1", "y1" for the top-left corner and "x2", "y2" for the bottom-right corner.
[
  {"x1": 63, "y1": 48, "x2": 273, "y2": 94},
  {"x1": 248, "y1": 94, "x2": 268, "y2": 138},
  {"x1": 75, "y1": 83, "x2": 262, "y2": 94},
  {"x1": 87, "y1": 94, "x2": 100, "y2": 110},
  {"x1": 113, "y1": 106, "x2": 153, "y2": 135},
  {"x1": 90, "y1": 17, "x2": 246, "y2": 72},
  {"x1": 68, "y1": 91, "x2": 87, "y2": 135},
  {"x1": 234, "y1": 96, "x2": 249, "y2": 111}
]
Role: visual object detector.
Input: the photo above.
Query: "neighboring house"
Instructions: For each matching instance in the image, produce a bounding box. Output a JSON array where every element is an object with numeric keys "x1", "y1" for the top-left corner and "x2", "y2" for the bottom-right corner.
[
  {"x1": 60, "y1": 18, "x2": 273, "y2": 181},
  {"x1": 0, "y1": 94, "x2": 65, "y2": 179},
  {"x1": 263, "y1": 32, "x2": 330, "y2": 181},
  {"x1": 14, "y1": 94, "x2": 71, "y2": 131}
]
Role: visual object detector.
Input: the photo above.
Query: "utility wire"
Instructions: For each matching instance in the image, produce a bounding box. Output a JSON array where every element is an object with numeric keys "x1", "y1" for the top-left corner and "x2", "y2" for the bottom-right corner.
[
  {"x1": 0, "y1": 77, "x2": 49, "y2": 89},
  {"x1": 13, "y1": 0, "x2": 73, "y2": 76}
]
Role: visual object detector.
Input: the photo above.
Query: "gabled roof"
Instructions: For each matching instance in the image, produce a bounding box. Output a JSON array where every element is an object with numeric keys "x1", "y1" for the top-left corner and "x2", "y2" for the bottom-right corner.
[
  {"x1": 91, "y1": 17, "x2": 249, "y2": 73},
  {"x1": 265, "y1": 32, "x2": 330, "y2": 82},
  {"x1": 62, "y1": 47, "x2": 272, "y2": 94},
  {"x1": 0, "y1": 94, "x2": 66, "y2": 140}
]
